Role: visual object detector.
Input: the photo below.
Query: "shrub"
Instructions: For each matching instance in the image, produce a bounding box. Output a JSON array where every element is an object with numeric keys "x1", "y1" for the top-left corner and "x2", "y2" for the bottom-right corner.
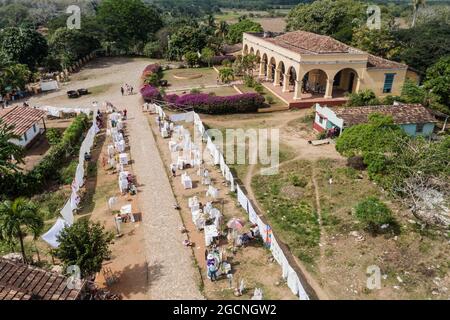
[
  {"x1": 174, "y1": 93, "x2": 264, "y2": 114},
  {"x1": 141, "y1": 64, "x2": 163, "y2": 83},
  {"x1": 290, "y1": 174, "x2": 307, "y2": 188},
  {"x1": 265, "y1": 95, "x2": 275, "y2": 104},
  {"x1": 46, "y1": 128, "x2": 62, "y2": 146},
  {"x1": 243, "y1": 75, "x2": 256, "y2": 87},
  {"x1": 143, "y1": 41, "x2": 163, "y2": 58},
  {"x1": 354, "y1": 197, "x2": 395, "y2": 234},
  {"x1": 254, "y1": 83, "x2": 264, "y2": 94},
  {"x1": 59, "y1": 160, "x2": 78, "y2": 184},
  {"x1": 140, "y1": 84, "x2": 161, "y2": 102},
  {"x1": 190, "y1": 88, "x2": 202, "y2": 94},
  {"x1": 164, "y1": 94, "x2": 179, "y2": 104}
]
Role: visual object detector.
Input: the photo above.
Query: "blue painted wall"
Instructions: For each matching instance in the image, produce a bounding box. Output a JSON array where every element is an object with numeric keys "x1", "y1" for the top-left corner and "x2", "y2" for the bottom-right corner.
[{"x1": 400, "y1": 123, "x2": 435, "y2": 137}]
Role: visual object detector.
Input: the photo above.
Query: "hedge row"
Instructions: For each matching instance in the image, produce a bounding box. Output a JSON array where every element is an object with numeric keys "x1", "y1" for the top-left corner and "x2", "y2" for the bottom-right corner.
[
  {"x1": 0, "y1": 114, "x2": 90, "y2": 198},
  {"x1": 173, "y1": 93, "x2": 264, "y2": 114}
]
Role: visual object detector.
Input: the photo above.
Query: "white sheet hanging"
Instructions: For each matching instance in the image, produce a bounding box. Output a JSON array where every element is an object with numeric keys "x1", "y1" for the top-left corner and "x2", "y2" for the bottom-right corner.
[
  {"x1": 60, "y1": 200, "x2": 74, "y2": 225},
  {"x1": 236, "y1": 185, "x2": 248, "y2": 211},
  {"x1": 41, "y1": 218, "x2": 69, "y2": 248}
]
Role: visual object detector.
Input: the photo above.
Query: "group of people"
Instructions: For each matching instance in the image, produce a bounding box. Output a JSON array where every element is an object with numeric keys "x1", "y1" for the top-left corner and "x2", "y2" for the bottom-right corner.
[{"x1": 120, "y1": 84, "x2": 134, "y2": 96}]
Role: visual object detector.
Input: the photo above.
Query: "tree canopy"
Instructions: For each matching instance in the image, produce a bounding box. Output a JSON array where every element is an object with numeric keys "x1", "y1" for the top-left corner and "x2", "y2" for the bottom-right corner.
[
  {"x1": 54, "y1": 220, "x2": 113, "y2": 278},
  {"x1": 97, "y1": 0, "x2": 163, "y2": 52},
  {"x1": 227, "y1": 19, "x2": 263, "y2": 44},
  {"x1": 0, "y1": 27, "x2": 48, "y2": 70},
  {"x1": 286, "y1": 0, "x2": 365, "y2": 43}
]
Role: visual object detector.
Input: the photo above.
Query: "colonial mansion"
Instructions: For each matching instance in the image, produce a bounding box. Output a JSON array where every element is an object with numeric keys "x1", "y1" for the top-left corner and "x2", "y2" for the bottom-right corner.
[{"x1": 242, "y1": 31, "x2": 412, "y2": 108}]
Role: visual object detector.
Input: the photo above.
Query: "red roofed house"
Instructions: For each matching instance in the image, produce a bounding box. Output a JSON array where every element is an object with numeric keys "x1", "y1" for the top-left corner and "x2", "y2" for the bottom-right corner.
[
  {"x1": 242, "y1": 30, "x2": 413, "y2": 108},
  {"x1": 0, "y1": 106, "x2": 47, "y2": 147},
  {"x1": 314, "y1": 103, "x2": 437, "y2": 137},
  {"x1": 0, "y1": 257, "x2": 86, "y2": 300}
]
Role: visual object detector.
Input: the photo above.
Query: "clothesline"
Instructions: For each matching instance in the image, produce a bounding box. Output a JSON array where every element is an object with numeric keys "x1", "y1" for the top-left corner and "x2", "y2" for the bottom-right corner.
[
  {"x1": 154, "y1": 102, "x2": 310, "y2": 300},
  {"x1": 41, "y1": 108, "x2": 100, "y2": 248}
]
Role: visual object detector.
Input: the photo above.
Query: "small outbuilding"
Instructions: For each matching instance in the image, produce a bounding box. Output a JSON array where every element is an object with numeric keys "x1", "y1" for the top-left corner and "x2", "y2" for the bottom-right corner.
[
  {"x1": 0, "y1": 106, "x2": 47, "y2": 147},
  {"x1": 314, "y1": 103, "x2": 437, "y2": 137}
]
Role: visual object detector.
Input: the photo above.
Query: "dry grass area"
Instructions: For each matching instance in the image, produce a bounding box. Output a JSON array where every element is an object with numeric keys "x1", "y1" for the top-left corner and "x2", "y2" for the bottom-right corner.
[
  {"x1": 202, "y1": 110, "x2": 450, "y2": 300},
  {"x1": 164, "y1": 67, "x2": 219, "y2": 90}
]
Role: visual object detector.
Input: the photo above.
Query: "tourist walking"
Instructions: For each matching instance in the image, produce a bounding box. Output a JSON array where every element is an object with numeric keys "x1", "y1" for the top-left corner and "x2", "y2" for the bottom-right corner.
[{"x1": 121, "y1": 86, "x2": 124, "y2": 96}]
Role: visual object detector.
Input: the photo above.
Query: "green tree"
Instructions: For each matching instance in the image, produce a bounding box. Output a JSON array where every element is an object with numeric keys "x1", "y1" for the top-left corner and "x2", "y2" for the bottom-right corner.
[
  {"x1": 184, "y1": 51, "x2": 200, "y2": 67},
  {"x1": 48, "y1": 28, "x2": 100, "y2": 69},
  {"x1": 354, "y1": 197, "x2": 395, "y2": 234},
  {"x1": 0, "y1": 3, "x2": 31, "y2": 28},
  {"x1": 0, "y1": 63, "x2": 31, "y2": 94},
  {"x1": 227, "y1": 19, "x2": 263, "y2": 44},
  {"x1": 215, "y1": 21, "x2": 229, "y2": 39},
  {"x1": 0, "y1": 198, "x2": 43, "y2": 263},
  {"x1": 0, "y1": 27, "x2": 48, "y2": 70},
  {"x1": 346, "y1": 89, "x2": 380, "y2": 107},
  {"x1": 0, "y1": 119, "x2": 25, "y2": 174},
  {"x1": 351, "y1": 26, "x2": 400, "y2": 60},
  {"x1": 201, "y1": 47, "x2": 215, "y2": 67},
  {"x1": 53, "y1": 220, "x2": 113, "y2": 278},
  {"x1": 286, "y1": 0, "x2": 365, "y2": 43},
  {"x1": 97, "y1": 0, "x2": 163, "y2": 52},
  {"x1": 143, "y1": 41, "x2": 163, "y2": 58},
  {"x1": 423, "y1": 55, "x2": 450, "y2": 111},
  {"x1": 219, "y1": 67, "x2": 234, "y2": 83},
  {"x1": 336, "y1": 114, "x2": 406, "y2": 175},
  {"x1": 167, "y1": 26, "x2": 208, "y2": 61},
  {"x1": 394, "y1": 18, "x2": 450, "y2": 74}
]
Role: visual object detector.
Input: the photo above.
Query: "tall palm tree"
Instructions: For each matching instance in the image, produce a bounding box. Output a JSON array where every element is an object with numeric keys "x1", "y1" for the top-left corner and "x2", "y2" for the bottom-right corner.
[
  {"x1": 0, "y1": 119, "x2": 25, "y2": 174},
  {"x1": 215, "y1": 21, "x2": 229, "y2": 39},
  {"x1": 411, "y1": 0, "x2": 426, "y2": 27},
  {"x1": 0, "y1": 198, "x2": 44, "y2": 263}
]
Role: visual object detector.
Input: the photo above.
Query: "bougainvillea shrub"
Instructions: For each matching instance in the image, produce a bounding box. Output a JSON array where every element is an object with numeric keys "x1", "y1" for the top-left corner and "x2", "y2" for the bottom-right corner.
[
  {"x1": 174, "y1": 93, "x2": 264, "y2": 114},
  {"x1": 140, "y1": 84, "x2": 161, "y2": 102}
]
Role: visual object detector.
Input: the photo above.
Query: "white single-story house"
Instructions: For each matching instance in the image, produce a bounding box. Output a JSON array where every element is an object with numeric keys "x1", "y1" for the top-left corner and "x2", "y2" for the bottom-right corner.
[
  {"x1": 314, "y1": 103, "x2": 437, "y2": 137},
  {"x1": 0, "y1": 106, "x2": 47, "y2": 147}
]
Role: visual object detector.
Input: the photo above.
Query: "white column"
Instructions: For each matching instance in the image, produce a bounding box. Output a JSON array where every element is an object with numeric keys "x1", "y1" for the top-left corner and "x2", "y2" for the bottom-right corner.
[
  {"x1": 274, "y1": 68, "x2": 281, "y2": 86},
  {"x1": 282, "y1": 73, "x2": 290, "y2": 92},
  {"x1": 294, "y1": 80, "x2": 302, "y2": 100},
  {"x1": 266, "y1": 63, "x2": 272, "y2": 81},
  {"x1": 355, "y1": 76, "x2": 361, "y2": 93},
  {"x1": 324, "y1": 79, "x2": 334, "y2": 99},
  {"x1": 258, "y1": 62, "x2": 265, "y2": 78}
]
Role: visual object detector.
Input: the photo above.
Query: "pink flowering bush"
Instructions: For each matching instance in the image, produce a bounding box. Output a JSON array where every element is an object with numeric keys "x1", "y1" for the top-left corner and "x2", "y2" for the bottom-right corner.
[
  {"x1": 140, "y1": 84, "x2": 161, "y2": 102},
  {"x1": 174, "y1": 93, "x2": 264, "y2": 114},
  {"x1": 164, "y1": 94, "x2": 179, "y2": 104}
]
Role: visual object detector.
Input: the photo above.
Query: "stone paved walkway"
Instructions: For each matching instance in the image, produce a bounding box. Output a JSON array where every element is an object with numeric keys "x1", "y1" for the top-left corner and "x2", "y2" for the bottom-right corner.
[{"x1": 119, "y1": 88, "x2": 204, "y2": 299}]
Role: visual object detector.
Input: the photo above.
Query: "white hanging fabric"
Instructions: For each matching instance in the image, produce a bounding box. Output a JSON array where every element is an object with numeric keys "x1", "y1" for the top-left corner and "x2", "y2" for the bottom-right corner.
[{"x1": 41, "y1": 218, "x2": 69, "y2": 248}]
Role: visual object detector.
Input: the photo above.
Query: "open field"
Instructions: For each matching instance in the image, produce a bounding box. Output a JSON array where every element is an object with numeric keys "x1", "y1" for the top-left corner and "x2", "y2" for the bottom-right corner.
[
  {"x1": 163, "y1": 67, "x2": 219, "y2": 91},
  {"x1": 202, "y1": 109, "x2": 450, "y2": 300}
]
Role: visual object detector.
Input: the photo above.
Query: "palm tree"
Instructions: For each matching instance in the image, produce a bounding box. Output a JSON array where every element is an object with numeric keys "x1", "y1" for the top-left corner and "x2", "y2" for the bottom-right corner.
[
  {"x1": 219, "y1": 67, "x2": 235, "y2": 84},
  {"x1": 0, "y1": 119, "x2": 25, "y2": 174},
  {"x1": 411, "y1": 0, "x2": 426, "y2": 27},
  {"x1": 0, "y1": 198, "x2": 44, "y2": 263},
  {"x1": 205, "y1": 14, "x2": 215, "y2": 29},
  {"x1": 215, "y1": 21, "x2": 229, "y2": 39}
]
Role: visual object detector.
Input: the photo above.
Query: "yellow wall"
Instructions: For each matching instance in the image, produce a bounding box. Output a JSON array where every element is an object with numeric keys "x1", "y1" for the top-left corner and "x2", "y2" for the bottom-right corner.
[
  {"x1": 362, "y1": 68, "x2": 407, "y2": 97},
  {"x1": 243, "y1": 33, "x2": 408, "y2": 99}
]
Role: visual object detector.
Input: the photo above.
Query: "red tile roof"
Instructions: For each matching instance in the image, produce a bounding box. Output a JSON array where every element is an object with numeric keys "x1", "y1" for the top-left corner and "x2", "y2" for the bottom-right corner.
[
  {"x1": 251, "y1": 31, "x2": 407, "y2": 69},
  {"x1": 0, "y1": 258, "x2": 85, "y2": 300},
  {"x1": 0, "y1": 106, "x2": 46, "y2": 136},
  {"x1": 332, "y1": 104, "x2": 437, "y2": 126}
]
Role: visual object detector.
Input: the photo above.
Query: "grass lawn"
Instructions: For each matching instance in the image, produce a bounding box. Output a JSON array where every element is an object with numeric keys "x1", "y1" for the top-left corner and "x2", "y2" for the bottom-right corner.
[
  {"x1": 252, "y1": 160, "x2": 320, "y2": 266},
  {"x1": 164, "y1": 67, "x2": 219, "y2": 90}
]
